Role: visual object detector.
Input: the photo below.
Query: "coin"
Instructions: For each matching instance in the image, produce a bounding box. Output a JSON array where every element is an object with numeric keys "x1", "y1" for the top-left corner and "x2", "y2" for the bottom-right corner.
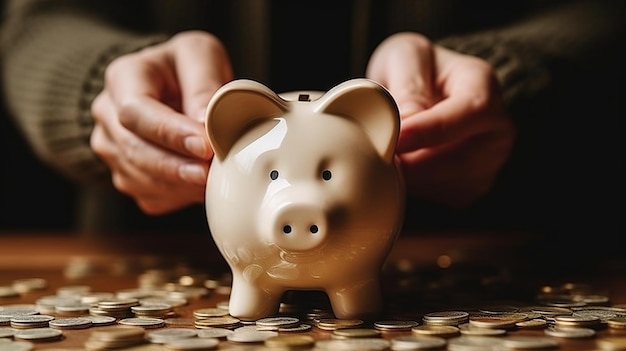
[
  {"x1": 146, "y1": 328, "x2": 198, "y2": 344},
  {"x1": 332, "y1": 328, "x2": 381, "y2": 339},
  {"x1": 390, "y1": 335, "x2": 447, "y2": 350},
  {"x1": 412, "y1": 325, "x2": 460, "y2": 338},
  {"x1": 317, "y1": 318, "x2": 364, "y2": 330},
  {"x1": 164, "y1": 338, "x2": 219, "y2": 351},
  {"x1": 374, "y1": 320, "x2": 419, "y2": 331},
  {"x1": 49, "y1": 317, "x2": 92, "y2": 329},
  {"x1": 192, "y1": 308, "x2": 228, "y2": 319},
  {"x1": 13, "y1": 328, "x2": 63, "y2": 341},
  {"x1": 0, "y1": 340, "x2": 34, "y2": 351},
  {"x1": 255, "y1": 316, "x2": 300, "y2": 330},
  {"x1": 226, "y1": 330, "x2": 277, "y2": 343},
  {"x1": 544, "y1": 327, "x2": 596, "y2": 338},
  {"x1": 196, "y1": 327, "x2": 234, "y2": 339},
  {"x1": 118, "y1": 317, "x2": 165, "y2": 328}
]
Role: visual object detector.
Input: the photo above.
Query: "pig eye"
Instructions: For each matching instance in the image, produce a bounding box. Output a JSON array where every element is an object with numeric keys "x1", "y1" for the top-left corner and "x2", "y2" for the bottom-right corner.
[
  {"x1": 321, "y1": 169, "x2": 332, "y2": 181},
  {"x1": 270, "y1": 170, "x2": 279, "y2": 180}
]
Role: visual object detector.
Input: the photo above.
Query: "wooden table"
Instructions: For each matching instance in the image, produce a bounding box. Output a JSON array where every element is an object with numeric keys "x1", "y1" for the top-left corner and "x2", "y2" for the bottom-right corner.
[{"x1": 1, "y1": 231, "x2": 625, "y2": 350}]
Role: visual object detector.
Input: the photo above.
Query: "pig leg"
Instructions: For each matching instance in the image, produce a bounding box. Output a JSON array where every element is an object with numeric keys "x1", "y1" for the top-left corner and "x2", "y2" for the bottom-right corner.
[
  {"x1": 327, "y1": 278, "x2": 383, "y2": 319},
  {"x1": 228, "y1": 276, "x2": 282, "y2": 321}
]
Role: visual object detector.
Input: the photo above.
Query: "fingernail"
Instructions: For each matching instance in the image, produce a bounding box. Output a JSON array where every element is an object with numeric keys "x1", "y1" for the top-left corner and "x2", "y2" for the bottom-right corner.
[
  {"x1": 185, "y1": 136, "x2": 208, "y2": 158},
  {"x1": 179, "y1": 164, "x2": 207, "y2": 185}
]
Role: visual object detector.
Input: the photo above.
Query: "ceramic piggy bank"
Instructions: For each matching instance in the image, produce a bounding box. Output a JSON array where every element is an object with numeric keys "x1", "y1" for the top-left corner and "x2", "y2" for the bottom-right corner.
[{"x1": 204, "y1": 78, "x2": 405, "y2": 321}]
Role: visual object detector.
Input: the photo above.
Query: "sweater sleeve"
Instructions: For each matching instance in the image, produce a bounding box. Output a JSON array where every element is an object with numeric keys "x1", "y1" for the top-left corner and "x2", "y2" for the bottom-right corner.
[
  {"x1": 0, "y1": 0, "x2": 168, "y2": 185},
  {"x1": 436, "y1": 0, "x2": 625, "y2": 110}
]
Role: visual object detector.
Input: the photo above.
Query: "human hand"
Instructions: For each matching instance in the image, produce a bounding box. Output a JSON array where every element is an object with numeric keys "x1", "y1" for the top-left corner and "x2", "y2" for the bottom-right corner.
[
  {"x1": 367, "y1": 32, "x2": 516, "y2": 208},
  {"x1": 90, "y1": 31, "x2": 233, "y2": 214}
]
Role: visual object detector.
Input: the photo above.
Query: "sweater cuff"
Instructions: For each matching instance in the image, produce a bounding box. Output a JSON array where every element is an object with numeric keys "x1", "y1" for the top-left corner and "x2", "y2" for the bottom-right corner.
[{"x1": 437, "y1": 33, "x2": 552, "y2": 108}]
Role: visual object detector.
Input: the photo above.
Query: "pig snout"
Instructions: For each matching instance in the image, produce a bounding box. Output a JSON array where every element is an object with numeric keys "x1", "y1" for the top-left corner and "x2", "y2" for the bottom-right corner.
[{"x1": 260, "y1": 187, "x2": 328, "y2": 252}]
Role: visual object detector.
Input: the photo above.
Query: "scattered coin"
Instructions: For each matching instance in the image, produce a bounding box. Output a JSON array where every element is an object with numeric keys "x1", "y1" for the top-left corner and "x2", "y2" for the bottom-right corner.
[
  {"x1": 118, "y1": 317, "x2": 165, "y2": 328},
  {"x1": 544, "y1": 326, "x2": 596, "y2": 338},
  {"x1": 146, "y1": 328, "x2": 198, "y2": 344},
  {"x1": 332, "y1": 328, "x2": 381, "y2": 339},
  {"x1": 0, "y1": 340, "x2": 34, "y2": 351},
  {"x1": 374, "y1": 320, "x2": 419, "y2": 331},
  {"x1": 164, "y1": 338, "x2": 219, "y2": 351},
  {"x1": 196, "y1": 327, "x2": 234, "y2": 339},
  {"x1": 227, "y1": 329, "x2": 277, "y2": 343},
  {"x1": 13, "y1": 328, "x2": 63, "y2": 341},
  {"x1": 390, "y1": 335, "x2": 447, "y2": 350},
  {"x1": 49, "y1": 317, "x2": 93, "y2": 330},
  {"x1": 412, "y1": 325, "x2": 460, "y2": 338},
  {"x1": 317, "y1": 318, "x2": 364, "y2": 331}
]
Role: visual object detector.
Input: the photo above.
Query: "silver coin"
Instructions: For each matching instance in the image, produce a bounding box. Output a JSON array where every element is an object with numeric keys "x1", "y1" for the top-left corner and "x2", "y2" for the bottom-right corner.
[
  {"x1": 278, "y1": 323, "x2": 312, "y2": 332},
  {"x1": 226, "y1": 330, "x2": 277, "y2": 343},
  {"x1": 196, "y1": 328, "x2": 234, "y2": 339},
  {"x1": 119, "y1": 317, "x2": 165, "y2": 328},
  {"x1": 0, "y1": 341, "x2": 34, "y2": 351},
  {"x1": 13, "y1": 328, "x2": 63, "y2": 341},
  {"x1": 374, "y1": 320, "x2": 419, "y2": 331},
  {"x1": 0, "y1": 327, "x2": 15, "y2": 338},
  {"x1": 255, "y1": 316, "x2": 300, "y2": 329},
  {"x1": 147, "y1": 328, "x2": 197, "y2": 343},
  {"x1": 49, "y1": 317, "x2": 92, "y2": 329},
  {"x1": 83, "y1": 315, "x2": 117, "y2": 326}
]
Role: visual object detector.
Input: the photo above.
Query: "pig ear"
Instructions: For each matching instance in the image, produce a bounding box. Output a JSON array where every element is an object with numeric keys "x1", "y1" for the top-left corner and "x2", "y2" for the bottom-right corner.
[
  {"x1": 316, "y1": 78, "x2": 400, "y2": 163},
  {"x1": 205, "y1": 79, "x2": 288, "y2": 161}
]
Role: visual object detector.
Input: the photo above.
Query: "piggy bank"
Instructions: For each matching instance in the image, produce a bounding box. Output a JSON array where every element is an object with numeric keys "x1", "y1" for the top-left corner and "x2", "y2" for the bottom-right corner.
[{"x1": 204, "y1": 78, "x2": 405, "y2": 321}]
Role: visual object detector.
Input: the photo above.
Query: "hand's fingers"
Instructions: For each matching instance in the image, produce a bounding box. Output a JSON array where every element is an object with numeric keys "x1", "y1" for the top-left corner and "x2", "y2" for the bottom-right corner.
[
  {"x1": 105, "y1": 52, "x2": 212, "y2": 160},
  {"x1": 169, "y1": 31, "x2": 234, "y2": 122},
  {"x1": 367, "y1": 32, "x2": 437, "y2": 117},
  {"x1": 397, "y1": 54, "x2": 501, "y2": 152},
  {"x1": 113, "y1": 129, "x2": 209, "y2": 187},
  {"x1": 117, "y1": 96, "x2": 212, "y2": 160}
]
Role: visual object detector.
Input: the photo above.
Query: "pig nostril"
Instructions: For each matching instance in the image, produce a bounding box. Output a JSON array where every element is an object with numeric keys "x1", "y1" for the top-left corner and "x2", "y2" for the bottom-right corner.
[
  {"x1": 310, "y1": 225, "x2": 319, "y2": 234},
  {"x1": 283, "y1": 225, "x2": 292, "y2": 234}
]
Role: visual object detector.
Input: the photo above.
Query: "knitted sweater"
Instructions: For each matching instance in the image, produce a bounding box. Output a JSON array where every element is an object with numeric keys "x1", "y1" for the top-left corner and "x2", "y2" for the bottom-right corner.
[{"x1": 1, "y1": 0, "x2": 623, "y2": 232}]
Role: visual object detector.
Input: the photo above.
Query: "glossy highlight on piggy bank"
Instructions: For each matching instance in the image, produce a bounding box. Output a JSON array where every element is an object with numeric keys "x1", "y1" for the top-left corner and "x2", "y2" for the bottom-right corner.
[{"x1": 204, "y1": 78, "x2": 405, "y2": 321}]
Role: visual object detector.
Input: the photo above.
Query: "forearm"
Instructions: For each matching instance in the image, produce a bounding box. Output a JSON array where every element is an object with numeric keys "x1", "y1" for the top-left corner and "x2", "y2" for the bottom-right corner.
[
  {"x1": 1, "y1": 0, "x2": 167, "y2": 184},
  {"x1": 437, "y1": 0, "x2": 625, "y2": 108}
]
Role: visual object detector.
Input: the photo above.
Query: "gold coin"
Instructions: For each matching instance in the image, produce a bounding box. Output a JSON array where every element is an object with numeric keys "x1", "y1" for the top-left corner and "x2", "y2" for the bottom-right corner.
[
  {"x1": 332, "y1": 328, "x2": 381, "y2": 339},
  {"x1": 317, "y1": 318, "x2": 363, "y2": 330}
]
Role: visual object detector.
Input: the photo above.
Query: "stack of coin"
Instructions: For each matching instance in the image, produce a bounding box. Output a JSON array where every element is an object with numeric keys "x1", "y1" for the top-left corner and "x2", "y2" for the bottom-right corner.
[
  {"x1": 49, "y1": 317, "x2": 93, "y2": 330},
  {"x1": 373, "y1": 320, "x2": 419, "y2": 332},
  {"x1": 422, "y1": 311, "x2": 469, "y2": 326},
  {"x1": 131, "y1": 303, "x2": 173, "y2": 319},
  {"x1": 316, "y1": 318, "x2": 364, "y2": 331},
  {"x1": 554, "y1": 314, "x2": 602, "y2": 329},
  {"x1": 118, "y1": 317, "x2": 166, "y2": 329},
  {"x1": 84, "y1": 325, "x2": 147, "y2": 351},
  {"x1": 194, "y1": 316, "x2": 241, "y2": 330},
  {"x1": 90, "y1": 298, "x2": 140, "y2": 319},
  {"x1": 10, "y1": 315, "x2": 55, "y2": 329},
  {"x1": 255, "y1": 316, "x2": 301, "y2": 331}
]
